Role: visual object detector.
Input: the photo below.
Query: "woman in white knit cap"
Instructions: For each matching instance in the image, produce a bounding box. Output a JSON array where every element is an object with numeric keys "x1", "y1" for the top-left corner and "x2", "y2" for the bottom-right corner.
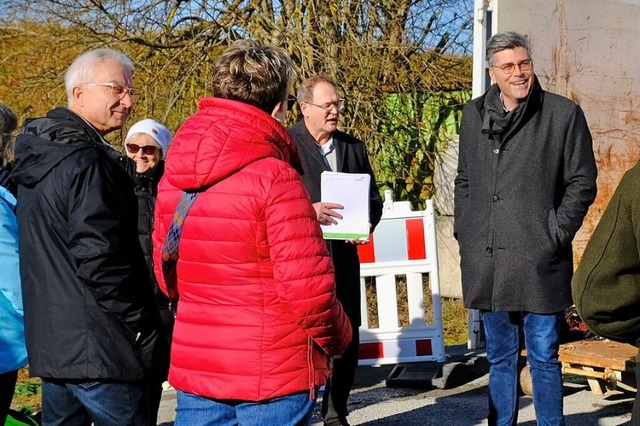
[
  {"x1": 125, "y1": 118, "x2": 173, "y2": 426},
  {"x1": 125, "y1": 118, "x2": 172, "y2": 175}
]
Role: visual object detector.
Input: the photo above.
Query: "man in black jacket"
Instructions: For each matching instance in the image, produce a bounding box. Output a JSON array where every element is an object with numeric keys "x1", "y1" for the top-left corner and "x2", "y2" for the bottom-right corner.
[
  {"x1": 11, "y1": 48, "x2": 166, "y2": 425},
  {"x1": 288, "y1": 75, "x2": 383, "y2": 426}
]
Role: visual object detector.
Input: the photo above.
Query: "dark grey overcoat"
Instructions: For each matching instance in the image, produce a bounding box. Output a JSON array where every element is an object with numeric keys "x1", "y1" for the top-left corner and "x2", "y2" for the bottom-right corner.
[{"x1": 454, "y1": 78, "x2": 597, "y2": 313}]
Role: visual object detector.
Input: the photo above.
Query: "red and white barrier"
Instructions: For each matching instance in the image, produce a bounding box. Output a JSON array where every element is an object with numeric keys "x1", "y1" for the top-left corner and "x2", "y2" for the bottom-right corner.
[{"x1": 357, "y1": 192, "x2": 445, "y2": 365}]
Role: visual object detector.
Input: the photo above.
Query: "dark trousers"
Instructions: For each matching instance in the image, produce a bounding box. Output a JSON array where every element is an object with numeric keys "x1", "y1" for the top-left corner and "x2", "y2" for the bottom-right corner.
[
  {"x1": 147, "y1": 378, "x2": 164, "y2": 426},
  {"x1": 632, "y1": 367, "x2": 640, "y2": 425},
  {"x1": 0, "y1": 370, "x2": 18, "y2": 424},
  {"x1": 148, "y1": 306, "x2": 174, "y2": 426},
  {"x1": 322, "y1": 241, "x2": 361, "y2": 425},
  {"x1": 321, "y1": 319, "x2": 359, "y2": 425}
]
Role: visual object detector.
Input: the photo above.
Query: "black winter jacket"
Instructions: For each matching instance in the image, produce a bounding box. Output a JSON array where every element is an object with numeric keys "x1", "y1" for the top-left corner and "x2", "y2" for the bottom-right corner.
[
  {"x1": 132, "y1": 162, "x2": 170, "y2": 308},
  {"x1": 132, "y1": 163, "x2": 172, "y2": 381},
  {"x1": 11, "y1": 108, "x2": 168, "y2": 381}
]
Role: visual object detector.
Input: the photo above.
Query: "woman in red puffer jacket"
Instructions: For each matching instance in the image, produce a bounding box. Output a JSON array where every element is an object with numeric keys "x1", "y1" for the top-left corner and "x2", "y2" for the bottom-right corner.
[{"x1": 152, "y1": 40, "x2": 351, "y2": 426}]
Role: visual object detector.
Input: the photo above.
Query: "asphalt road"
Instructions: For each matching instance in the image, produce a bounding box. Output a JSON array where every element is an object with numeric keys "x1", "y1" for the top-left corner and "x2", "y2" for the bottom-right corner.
[{"x1": 156, "y1": 346, "x2": 635, "y2": 425}]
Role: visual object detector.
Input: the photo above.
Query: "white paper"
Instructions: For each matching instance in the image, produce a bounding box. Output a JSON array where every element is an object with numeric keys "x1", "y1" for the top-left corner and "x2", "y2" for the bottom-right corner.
[{"x1": 320, "y1": 171, "x2": 370, "y2": 240}]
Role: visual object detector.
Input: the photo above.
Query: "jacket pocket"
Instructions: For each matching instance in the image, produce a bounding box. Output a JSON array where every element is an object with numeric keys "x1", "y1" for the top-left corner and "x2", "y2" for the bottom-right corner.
[
  {"x1": 544, "y1": 207, "x2": 561, "y2": 253},
  {"x1": 77, "y1": 381, "x2": 100, "y2": 390}
]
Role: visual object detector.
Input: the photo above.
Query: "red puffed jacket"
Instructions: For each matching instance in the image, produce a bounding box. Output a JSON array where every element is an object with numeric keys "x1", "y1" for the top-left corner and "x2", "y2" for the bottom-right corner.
[{"x1": 152, "y1": 97, "x2": 352, "y2": 401}]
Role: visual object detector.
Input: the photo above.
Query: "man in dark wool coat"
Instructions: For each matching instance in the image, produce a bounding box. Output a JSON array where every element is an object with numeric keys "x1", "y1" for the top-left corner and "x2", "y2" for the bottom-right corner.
[
  {"x1": 454, "y1": 31, "x2": 597, "y2": 425},
  {"x1": 288, "y1": 74, "x2": 383, "y2": 426}
]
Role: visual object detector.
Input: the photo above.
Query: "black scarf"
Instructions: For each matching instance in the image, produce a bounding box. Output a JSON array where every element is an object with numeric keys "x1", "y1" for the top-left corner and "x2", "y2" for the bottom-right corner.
[{"x1": 481, "y1": 84, "x2": 526, "y2": 136}]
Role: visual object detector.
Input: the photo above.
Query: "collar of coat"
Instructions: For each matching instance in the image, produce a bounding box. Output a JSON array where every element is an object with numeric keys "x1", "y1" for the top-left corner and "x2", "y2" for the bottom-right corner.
[
  {"x1": 476, "y1": 76, "x2": 544, "y2": 119},
  {"x1": 475, "y1": 75, "x2": 545, "y2": 139}
]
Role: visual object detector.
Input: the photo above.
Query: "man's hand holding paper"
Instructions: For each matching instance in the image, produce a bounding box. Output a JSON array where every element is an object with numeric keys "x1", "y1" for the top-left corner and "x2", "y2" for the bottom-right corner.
[
  {"x1": 313, "y1": 202, "x2": 343, "y2": 225},
  {"x1": 346, "y1": 223, "x2": 373, "y2": 245}
]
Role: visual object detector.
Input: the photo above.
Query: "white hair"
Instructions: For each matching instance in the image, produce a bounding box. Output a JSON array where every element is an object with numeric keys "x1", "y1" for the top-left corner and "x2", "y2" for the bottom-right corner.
[{"x1": 64, "y1": 48, "x2": 134, "y2": 107}]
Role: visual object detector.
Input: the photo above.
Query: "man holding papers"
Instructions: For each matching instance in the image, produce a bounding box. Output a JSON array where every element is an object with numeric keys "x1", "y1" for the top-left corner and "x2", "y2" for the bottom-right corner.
[{"x1": 289, "y1": 74, "x2": 383, "y2": 426}]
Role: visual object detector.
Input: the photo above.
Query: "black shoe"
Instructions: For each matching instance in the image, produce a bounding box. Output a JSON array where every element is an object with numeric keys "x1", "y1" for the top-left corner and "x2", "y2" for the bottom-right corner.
[{"x1": 324, "y1": 416, "x2": 351, "y2": 426}]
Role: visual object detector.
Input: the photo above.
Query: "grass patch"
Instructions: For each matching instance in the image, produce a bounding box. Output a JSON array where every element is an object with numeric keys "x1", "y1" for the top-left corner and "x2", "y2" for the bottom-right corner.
[
  {"x1": 12, "y1": 368, "x2": 41, "y2": 412},
  {"x1": 441, "y1": 298, "x2": 468, "y2": 346},
  {"x1": 365, "y1": 274, "x2": 468, "y2": 346}
]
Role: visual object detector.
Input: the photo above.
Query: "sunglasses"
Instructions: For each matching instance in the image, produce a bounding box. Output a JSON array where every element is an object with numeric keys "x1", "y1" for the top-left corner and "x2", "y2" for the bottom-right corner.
[
  {"x1": 126, "y1": 144, "x2": 158, "y2": 155},
  {"x1": 287, "y1": 96, "x2": 297, "y2": 110}
]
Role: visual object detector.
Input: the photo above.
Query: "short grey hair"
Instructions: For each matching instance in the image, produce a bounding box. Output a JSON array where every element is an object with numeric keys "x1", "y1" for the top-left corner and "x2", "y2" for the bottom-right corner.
[
  {"x1": 486, "y1": 31, "x2": 532, "y2": 67},
  {"x1": 64, "y1": 48, "x2": 134, "y2": 107}
]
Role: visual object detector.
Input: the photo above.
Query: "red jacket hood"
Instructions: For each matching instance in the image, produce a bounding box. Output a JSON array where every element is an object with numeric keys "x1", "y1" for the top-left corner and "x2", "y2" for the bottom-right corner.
[{"x1": 165, "y1": 97, "x2": 303, "y2": 191}]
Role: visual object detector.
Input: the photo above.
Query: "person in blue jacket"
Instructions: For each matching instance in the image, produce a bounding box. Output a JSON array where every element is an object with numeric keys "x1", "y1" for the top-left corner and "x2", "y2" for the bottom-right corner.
[{"x1": 0, "y1": 102, "x2": 27, "y2": 424}]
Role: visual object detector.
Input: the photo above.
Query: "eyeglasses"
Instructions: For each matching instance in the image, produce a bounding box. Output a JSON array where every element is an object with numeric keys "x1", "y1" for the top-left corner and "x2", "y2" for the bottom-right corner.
[
  {"x1": 287, "y1": 96, "x2": 297, "y2": 110},
  {"x1": 126, "y1": 144, "x2": 158, "y2": 155},
  {"x1": 80, "y1": 82, "x2": 138, "y2": 99},
  {"x1": 304, "y1": 99, "x2": 345, "y2": 113},
  {"x1": 492, "y1": 59, "x2": 533, "y2": 75}
]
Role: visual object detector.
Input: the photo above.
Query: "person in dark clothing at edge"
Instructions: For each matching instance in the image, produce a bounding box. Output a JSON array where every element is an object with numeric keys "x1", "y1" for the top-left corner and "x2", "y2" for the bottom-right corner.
[
  {"x1": 572, "y1": 162, "x2": 640, "y2": 425},
  {"x1": 288, "y1": 75, "x2": 384, "y2": 426},
  {"x1": 124, "y1": 118, "x2": 173, "y2": 426},
  {"x1": 11, "y1": 48, "x2": 167, "y2": 426},
  {"x1": 454, "y1": 32, "x2": 597, "y2": 425}
]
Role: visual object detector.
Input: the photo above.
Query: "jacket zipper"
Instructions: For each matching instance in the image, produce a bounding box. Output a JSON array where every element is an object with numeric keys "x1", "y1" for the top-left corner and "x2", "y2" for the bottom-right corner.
[{"x1": 307, "y1": 337, "x2": 315, "y2": 399}]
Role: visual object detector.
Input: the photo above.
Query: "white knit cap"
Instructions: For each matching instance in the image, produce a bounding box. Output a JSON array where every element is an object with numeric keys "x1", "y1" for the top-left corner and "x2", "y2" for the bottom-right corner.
[{"x1": 125, "y1": 119, "x2": 172, "y2": 159}]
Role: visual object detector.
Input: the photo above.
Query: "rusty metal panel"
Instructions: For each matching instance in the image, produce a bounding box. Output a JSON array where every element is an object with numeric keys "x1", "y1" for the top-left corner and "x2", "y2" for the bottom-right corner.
[{"x1": 493, "y1": 0, "x2": 640, "y2": 261}]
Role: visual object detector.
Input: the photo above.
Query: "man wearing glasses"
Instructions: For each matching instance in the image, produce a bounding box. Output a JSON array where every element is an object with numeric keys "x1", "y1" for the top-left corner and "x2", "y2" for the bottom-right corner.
[
  {"x1": 454, "y1": 31, "x2": 597, "y2": 425},
  {"x1": 11, "y1": 49, "x2": 166, "y2": 425},
  {"x1": 288, "y1": 75, "x2": 383, "y2": 426}
]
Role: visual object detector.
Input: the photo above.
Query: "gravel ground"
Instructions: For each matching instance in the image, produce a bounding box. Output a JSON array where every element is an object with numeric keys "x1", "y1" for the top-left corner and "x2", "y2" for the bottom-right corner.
[{"x1": 157, "y1": 346, "x2": 635, "y2": 426}]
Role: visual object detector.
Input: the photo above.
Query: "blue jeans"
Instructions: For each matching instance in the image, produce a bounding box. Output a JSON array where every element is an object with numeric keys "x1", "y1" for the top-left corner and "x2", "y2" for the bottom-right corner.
[
  {"x1": 483, "y1": 311, "x2": 564, "y2": 426},
  {"x1": 41, "y1": 379, "x2": 148, "y2": 426},
  {"x1": 175, "y1": 389, "x2": 317, "y2": 426}
]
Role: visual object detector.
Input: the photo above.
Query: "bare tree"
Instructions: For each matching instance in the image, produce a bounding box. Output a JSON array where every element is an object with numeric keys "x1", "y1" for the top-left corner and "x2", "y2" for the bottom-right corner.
[{"x1": 1, "y1": 0, "x2": 472, "y2": 206}]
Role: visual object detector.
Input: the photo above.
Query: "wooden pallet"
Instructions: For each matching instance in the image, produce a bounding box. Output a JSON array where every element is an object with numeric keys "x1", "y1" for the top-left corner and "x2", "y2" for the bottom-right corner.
[{"x1": 520, "y1": 340, "x2": 637, "y2": 395}]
